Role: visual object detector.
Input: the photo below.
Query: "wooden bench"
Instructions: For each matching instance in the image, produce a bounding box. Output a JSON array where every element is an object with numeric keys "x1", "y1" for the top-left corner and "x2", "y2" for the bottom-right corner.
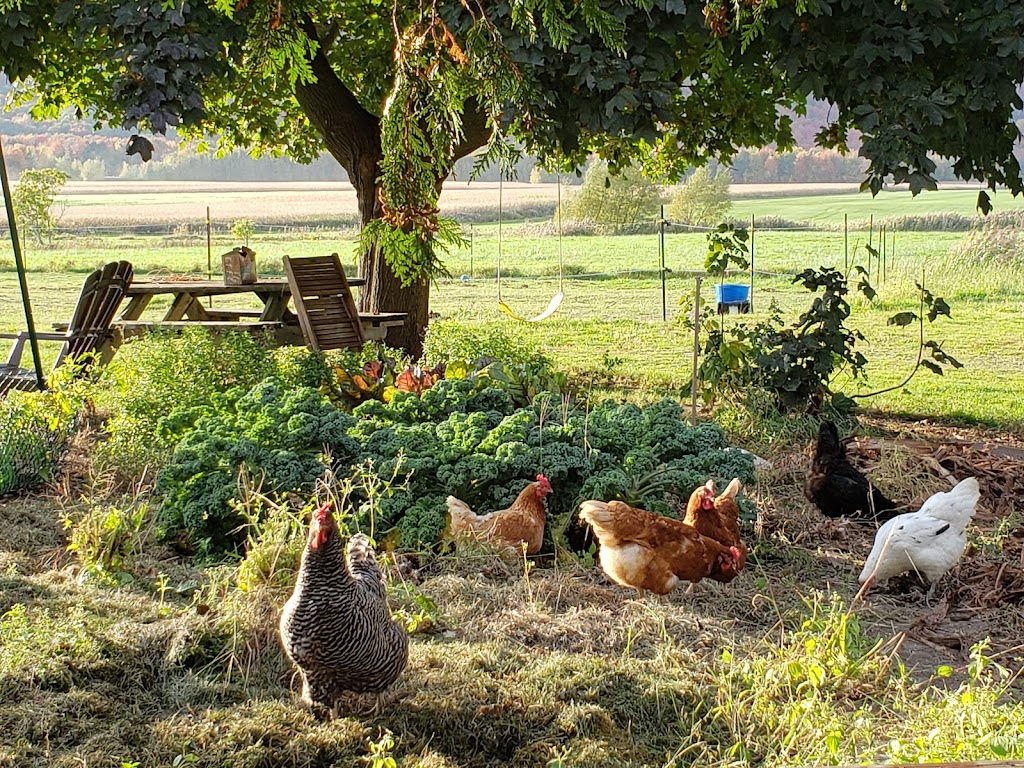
[{"x1": 201, "y1": 309, "x2": 266, "y2": 321}]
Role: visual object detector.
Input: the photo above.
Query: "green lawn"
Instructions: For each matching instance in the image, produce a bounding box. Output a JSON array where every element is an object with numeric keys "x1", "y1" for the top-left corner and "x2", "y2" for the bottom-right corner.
[
  {"x1": 731, "y1": 187, "x2": 1024, "y2": 225},
  {"x1": 2, "y1": 190, "x2": 1022, "y2": 430},
  {"x1": 3, "y1": 185, "x2": 1024, "y2": 768}
]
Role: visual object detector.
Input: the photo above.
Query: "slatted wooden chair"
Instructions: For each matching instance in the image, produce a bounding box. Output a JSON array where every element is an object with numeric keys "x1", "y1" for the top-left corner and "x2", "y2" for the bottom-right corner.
[
  {"x1": 283, "y1": 253, "x2": 366, "y2": 351},
  {"x1": 0, "y1": 260, "x2": 133, "y2": 394}
]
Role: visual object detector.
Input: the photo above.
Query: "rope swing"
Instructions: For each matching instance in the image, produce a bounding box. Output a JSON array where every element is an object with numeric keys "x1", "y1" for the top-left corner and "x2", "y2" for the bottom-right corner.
[{"x1": 496, "y1": 174, "x2": 564, "y2": 322}]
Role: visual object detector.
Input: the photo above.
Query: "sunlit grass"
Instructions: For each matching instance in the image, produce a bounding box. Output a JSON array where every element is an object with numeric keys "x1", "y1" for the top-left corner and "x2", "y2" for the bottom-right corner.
[{"x1": 2, "y1": 189, "x2": 1023, "y2": 429}]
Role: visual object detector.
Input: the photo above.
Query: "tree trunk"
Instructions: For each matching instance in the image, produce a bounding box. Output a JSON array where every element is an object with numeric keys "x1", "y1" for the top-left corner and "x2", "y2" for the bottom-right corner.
[
  {"x1": 294, "y1": 29, "x2": 492, "y2": 357},
  {"x1": 354, "y1": 176, "x2": 431, "y2": 357}
]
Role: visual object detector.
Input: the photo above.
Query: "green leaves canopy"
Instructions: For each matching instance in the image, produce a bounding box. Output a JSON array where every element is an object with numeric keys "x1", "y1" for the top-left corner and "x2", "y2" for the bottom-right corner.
[{"x1": 1, "y1": 0, "x2": 1021, "y2": 283}]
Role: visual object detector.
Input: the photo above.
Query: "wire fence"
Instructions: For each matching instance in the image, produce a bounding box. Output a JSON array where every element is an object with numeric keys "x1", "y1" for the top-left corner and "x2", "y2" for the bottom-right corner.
[{"x1": 0, "y1": 391, "x2": 75, "y2": 494}]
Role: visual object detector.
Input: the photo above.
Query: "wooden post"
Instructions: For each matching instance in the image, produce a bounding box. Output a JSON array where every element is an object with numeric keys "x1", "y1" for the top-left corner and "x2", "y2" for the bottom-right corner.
[
  {"x1": 660, "y1": 205, "x2": 667, "y2": 322},
  {"x1": 890, "y1": 226, "x2": 896, "y2": 275},
  {"x1": 749, "y1": 213, "x2": 755, "y2": 313},
  {"x1": 206, "y1": 206, "x2": 213, "y2": 307},
  {"x1": 867, "y1": 213, "x2": 874, "y2": 277},
  {"x1": 691, "y1": 276, "x2": 702, "y2": 427},
  {"x1": 843, "y1": 212, "x2": 848, "y2": 273},
  {"x1": 878, "y1": 224, "x2": 884, "y2": 283}
]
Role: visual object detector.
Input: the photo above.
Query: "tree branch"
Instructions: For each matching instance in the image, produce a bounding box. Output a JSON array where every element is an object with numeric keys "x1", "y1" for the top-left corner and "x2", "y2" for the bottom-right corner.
[
  {"x1": 294, "y1": 17, "x2": 381, "y2": 177},
  {"x1": 452, "y1": 98, "x2": 492, "y2": 162}
]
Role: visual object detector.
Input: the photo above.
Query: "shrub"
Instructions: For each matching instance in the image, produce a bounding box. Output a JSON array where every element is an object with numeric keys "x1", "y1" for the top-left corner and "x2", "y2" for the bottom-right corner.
[
  {"x1": 423, "y1": 321, "x2": 553, "y2": 372},
  {"x1": 668, "y1": 166, "x2": 732, "y2": 228},
  {"x1": 561, "y1": 160, "x2": 664, "y2": 231},
  {"x1": 93, "y1": 329, "x2": 281, "y2": 479},
  {"x1": 12, "y1": 167, "x2": 68, "y2": 246},
  {"x1": 0, "y1": 367, "x2": 87, "y2": 494}
]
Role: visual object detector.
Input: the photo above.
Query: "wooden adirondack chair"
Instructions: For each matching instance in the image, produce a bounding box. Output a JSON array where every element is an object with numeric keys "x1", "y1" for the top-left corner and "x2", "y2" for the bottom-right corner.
[
  {"x1": 283, "y1": 253, "x2": 367, "y2": 351},
  {"x1": 0, "y1": 260, "x2": 133, "y2": 394}
]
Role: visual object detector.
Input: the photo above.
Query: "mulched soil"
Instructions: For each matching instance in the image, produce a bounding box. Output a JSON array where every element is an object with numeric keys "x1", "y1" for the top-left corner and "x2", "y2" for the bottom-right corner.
[{"x1": 794, "y1": 414, "x2": 1024, "y2": 676}]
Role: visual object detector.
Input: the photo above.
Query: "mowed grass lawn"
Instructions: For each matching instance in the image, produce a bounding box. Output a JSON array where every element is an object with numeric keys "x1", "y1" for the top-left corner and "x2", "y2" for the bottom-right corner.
[{"x1": 2, "y1": 185, "x2": 1022, "y2": 430}]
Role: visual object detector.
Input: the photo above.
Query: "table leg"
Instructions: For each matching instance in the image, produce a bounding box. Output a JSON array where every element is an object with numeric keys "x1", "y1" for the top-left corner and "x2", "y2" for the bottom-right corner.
[
  {"x1": 258, "y1": 293, "x2": 289, "y2": 322},
  {"x1": 165, "y1": 292, "x2": 197, "y2": 321},
  {"x1": 119, "y1": 295, "x2": 153, "y2": 321},
  {"x1": 184, "y1": 299, "x2": 211, "y2": 321}
]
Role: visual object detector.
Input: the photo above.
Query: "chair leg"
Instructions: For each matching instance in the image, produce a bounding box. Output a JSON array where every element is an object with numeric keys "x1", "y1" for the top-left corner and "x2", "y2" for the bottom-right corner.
[{"x1": 6, "y1": 333, "x2": 28, "y2": 368}]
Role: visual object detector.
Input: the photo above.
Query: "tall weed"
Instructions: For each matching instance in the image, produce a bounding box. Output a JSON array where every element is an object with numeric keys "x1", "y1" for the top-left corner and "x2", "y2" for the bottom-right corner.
[
  {"x1": 64, "y1": 499, "x2": 149, "y2": 584},
  {"x1": 0, "y1": 364, "x2": 89, "y2": 493},
  {"x1": 693, "y1": 593, "x2": 1024, "y2": 766},
  {"x1": 93, "y1": 329, "x2": 279, "y2": 478}
]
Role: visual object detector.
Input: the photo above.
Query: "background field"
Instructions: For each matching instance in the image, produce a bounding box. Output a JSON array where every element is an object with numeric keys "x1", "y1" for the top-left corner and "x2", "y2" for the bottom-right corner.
[{"x1": 2, "y1": 182, "x2": 1022, "y2": 430}]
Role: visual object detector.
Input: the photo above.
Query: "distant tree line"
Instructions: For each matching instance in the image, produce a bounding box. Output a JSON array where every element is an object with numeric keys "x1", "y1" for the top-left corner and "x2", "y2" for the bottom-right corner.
[{"x1": 0, "y1": 132, "x2": 346, "y2": 182}]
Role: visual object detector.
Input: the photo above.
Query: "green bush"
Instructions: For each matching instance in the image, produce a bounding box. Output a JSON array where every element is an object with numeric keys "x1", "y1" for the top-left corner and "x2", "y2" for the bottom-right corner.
[
  {"x1": 0, "y1": 367, "x2": 87, "y2": 494},
  {"x1": 93, "y1": 329, "x2": 282, "y2": 478},
  {"x1": 668, "y1": 166, "x2": 732, "y2": 228},
  {"x1": 423, "y1": 321, "x2": 550, "y2": 370},
  {"x1": 561, "y1": 160, "x2": 664, "y2": 231}
]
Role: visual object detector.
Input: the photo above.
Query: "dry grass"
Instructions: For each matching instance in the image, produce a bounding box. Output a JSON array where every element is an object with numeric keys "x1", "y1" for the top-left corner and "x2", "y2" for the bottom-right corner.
[
  {"x1": 2, "y1": 424, "x2": 1023, "y2": 767},
  {"x1": 57, "y1": 181, "x2": 562, "y2": 226}
]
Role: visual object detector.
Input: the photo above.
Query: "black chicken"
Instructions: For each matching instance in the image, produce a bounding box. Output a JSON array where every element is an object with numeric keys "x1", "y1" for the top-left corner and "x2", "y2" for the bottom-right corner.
[
  {"x1": 279, "y1": 500, "x2": 408, "y2": 715},
  {"x1": 804, "y1": 420, "x2": 900, "y2": 522}
]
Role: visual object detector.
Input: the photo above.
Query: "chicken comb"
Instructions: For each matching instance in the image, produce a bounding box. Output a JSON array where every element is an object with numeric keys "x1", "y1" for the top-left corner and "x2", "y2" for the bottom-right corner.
[{"x1": 315, "y1": 500, "x2": 333, "y2": 521}]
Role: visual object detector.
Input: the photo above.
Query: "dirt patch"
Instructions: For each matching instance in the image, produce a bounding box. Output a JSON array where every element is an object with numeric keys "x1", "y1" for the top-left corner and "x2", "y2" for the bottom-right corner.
[{"x1": 759, "y1": 417, "x2": 1024, "y2": 679}]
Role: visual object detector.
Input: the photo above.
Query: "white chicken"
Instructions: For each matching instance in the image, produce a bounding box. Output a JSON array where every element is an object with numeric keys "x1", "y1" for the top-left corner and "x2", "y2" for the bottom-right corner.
[{"x1": 857, "y1": 476, "x2": 980, "y2": 600}]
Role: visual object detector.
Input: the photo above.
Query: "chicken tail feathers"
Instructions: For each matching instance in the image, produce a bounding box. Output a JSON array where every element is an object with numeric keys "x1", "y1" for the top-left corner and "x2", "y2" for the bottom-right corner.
[
  {"x1": 346, "y1": 534, "x2": 386, "y2": 594},
  {"x1": 719, "y1": 478, "x2": 742, "y2": 501},
  {"x1": 814, "y1": 419, "x2": 844, "y2": 463},
  {"x1": 918, "y1": 477, "x2": 981, "y2": 527},
  {"x1": 578, "y1": 500, "x2": 611, "y2": 525},
  {"x1": 446, "y1": 495, "x2": 480, "y2": 534},
  {"x1": 580, "y1": 499, "x2": 624, "y2": 535}
]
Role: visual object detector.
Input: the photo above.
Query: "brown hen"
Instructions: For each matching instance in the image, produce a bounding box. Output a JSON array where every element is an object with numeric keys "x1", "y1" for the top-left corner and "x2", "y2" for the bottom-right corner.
[
  {"x1": 447, "y1": 474, "x2": 552, "y2": 556},
  {"x1": 578, "y1": 499, "x2": 742, "y2": 596},
  {"x1": 683, "y1": 478, "x2": 748, "y2": 582}
]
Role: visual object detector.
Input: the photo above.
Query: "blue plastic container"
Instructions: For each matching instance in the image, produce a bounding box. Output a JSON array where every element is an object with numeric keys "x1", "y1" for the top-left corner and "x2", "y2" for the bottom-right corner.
[{"x1": 715, "y1": 283, "x2": 750, "y2": 304}]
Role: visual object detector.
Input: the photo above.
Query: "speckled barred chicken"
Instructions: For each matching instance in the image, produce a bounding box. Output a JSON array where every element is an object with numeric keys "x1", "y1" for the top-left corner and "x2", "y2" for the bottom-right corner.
[{"x1": 279, "y1": 501, "x2": 408, "y2": 714}]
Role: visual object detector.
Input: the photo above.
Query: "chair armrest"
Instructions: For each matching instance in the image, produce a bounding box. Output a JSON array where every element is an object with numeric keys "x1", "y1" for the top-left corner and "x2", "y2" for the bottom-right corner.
[
  {"x1": 2, "y1": 330, "x2": 72, "y2": 368},
  {"x1": 0, "y1": 331, "x2": 71, "y2": 342}
]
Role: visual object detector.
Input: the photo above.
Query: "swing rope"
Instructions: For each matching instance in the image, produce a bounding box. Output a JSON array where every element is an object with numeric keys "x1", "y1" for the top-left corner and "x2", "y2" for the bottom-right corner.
[{"x1": 497, "y1": 174, "x2": 564, "y2": 322}]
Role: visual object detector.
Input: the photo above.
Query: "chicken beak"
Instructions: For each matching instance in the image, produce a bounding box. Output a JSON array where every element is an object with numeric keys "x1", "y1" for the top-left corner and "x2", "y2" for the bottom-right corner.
[{"x1": 854, "y1": 575, "x2": 875, "y2": 601}]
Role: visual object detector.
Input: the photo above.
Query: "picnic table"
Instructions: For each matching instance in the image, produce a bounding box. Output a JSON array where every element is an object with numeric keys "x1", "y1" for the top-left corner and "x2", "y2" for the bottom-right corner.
[{"x1": 111, "y1": 276, "x2": 404, "y2": 345}]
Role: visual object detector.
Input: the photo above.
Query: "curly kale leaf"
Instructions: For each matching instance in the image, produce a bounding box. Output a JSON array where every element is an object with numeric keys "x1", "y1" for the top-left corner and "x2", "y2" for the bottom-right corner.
[
  {"x1": 394, "y1": 494, "x2": 449, "y2": 549},
  {"x1": 478, "y1": 411, "x2": 535, "y2": 453}
]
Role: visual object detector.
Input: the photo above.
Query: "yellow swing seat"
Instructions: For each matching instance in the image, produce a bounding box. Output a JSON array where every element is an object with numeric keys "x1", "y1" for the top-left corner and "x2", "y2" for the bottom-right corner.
[
  {"x1": 495, "y1": 174, "x2": 565, "y2": 322},
  {"x1": 498, "y1": 291, "x2": 564, "y2": 323}
]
